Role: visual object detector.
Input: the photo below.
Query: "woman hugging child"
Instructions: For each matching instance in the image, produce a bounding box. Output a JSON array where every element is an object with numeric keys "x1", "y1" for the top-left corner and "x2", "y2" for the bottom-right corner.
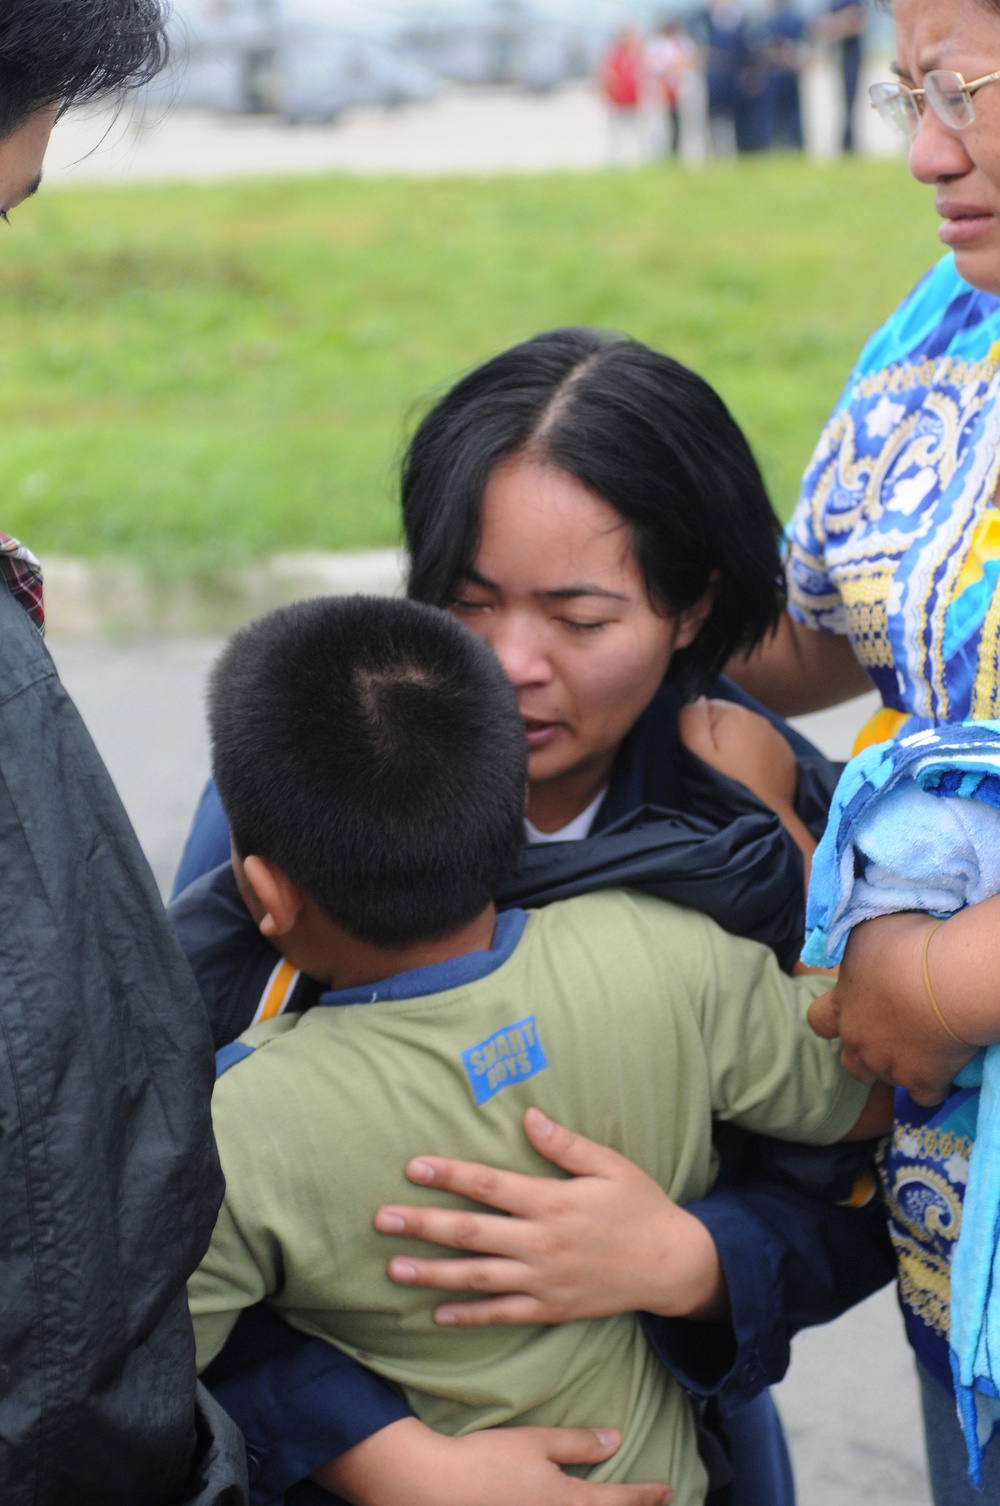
[{"x1": 173, "y1": 328, "x2": 894, "y2": 1506}]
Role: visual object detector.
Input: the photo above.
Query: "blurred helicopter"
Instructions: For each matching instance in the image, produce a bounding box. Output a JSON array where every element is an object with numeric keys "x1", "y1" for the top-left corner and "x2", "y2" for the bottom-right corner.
[
  {"x1": 144, "y1": 0, "x2": 436, "y2": 122},
  {"x1": 397, "y1": 1, "x2": 597, "y2": 92},
  {"x1": 150, "y1": 0, "x2": 602, "y2": 124}
]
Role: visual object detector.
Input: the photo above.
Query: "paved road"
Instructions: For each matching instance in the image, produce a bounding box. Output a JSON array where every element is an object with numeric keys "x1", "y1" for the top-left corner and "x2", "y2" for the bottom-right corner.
[
  {"x1": 51, "y1": 636, "x2": 220, "y2": 897},
  {"x1": 44, "y1": 61, "x2": 901, "y2": 186},
  {"x1": 47, "y1": 633, "x2": 930, "y2": 1505}
]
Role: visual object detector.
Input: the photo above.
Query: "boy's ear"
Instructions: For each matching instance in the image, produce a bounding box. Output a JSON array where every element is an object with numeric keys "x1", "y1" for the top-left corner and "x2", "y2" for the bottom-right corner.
[{"x1": 241, "y1": 854, "x2": 306, "y2": 940}]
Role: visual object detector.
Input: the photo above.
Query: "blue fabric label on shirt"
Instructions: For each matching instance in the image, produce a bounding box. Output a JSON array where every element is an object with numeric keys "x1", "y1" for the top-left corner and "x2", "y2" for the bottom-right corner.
[
  {"x1": 461, "y1": 1016, "x2": 549, "y2": 1106},
  {"x1": 215, "y1": 1040, "x2": 255, "y2": 1079}
]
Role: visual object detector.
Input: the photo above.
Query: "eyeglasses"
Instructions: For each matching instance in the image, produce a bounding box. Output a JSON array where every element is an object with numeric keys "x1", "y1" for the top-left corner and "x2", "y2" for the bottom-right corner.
[{"x1": 870, "y1": 69, "x2": 1000, "y2": 138}]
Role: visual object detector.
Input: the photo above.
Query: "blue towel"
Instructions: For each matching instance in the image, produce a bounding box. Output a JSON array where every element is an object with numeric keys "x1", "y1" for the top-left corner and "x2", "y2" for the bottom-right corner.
[
  {"x1": 802, "y1": 720, "x2": 1000, "y2": 1485},
  {"x1": 803, "y1": 722, "x2": 1000, "y2": 968}
]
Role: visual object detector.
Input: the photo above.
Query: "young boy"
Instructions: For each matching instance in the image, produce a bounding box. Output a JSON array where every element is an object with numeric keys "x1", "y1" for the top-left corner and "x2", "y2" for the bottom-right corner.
[{"x1": 188, "y1": 595, "x2": 888, "y2": 1505}]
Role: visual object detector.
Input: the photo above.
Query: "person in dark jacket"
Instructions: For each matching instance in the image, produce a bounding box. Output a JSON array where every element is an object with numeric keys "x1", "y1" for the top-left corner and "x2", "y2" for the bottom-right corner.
[
  {"x1": 172, "y1": 330, "x2": 894, "y2": 1506},
  {"x1": 763, "y1": 0, "x2": 807, "y2": 151},
  {"x1": 689, "y1": 2, "x2": 760, "y2": 156},
  {"x1": 815, "y1": 0, "x2": 866, "y2": 153},
  {"x1": 0, "y1": 6, "x2": 246, "y2": 1503}
]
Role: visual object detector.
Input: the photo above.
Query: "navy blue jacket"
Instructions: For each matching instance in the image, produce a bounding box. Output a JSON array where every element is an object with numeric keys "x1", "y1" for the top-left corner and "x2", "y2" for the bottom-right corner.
[{"x1": 171, "y1": 680, "x2": 894, "y2": 1506}]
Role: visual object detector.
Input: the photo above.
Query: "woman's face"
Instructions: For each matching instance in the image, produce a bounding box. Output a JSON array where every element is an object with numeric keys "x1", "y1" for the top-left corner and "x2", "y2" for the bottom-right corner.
[
  {"x1": 451, "y1": 456, "x2": 712, "y2": 830},
  {"x1": 896, "y1": 0, "x2": 1000, "y2": 294}
]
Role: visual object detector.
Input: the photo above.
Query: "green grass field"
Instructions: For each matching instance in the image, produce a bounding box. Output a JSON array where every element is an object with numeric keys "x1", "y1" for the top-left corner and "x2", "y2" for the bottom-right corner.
[{"x1": 0, "y1": 157, "x2": 941, "y2": 573}]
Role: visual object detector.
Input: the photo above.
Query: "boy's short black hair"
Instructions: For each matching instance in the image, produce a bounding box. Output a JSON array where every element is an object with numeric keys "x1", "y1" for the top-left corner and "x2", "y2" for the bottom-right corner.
[
  {"x1": 403, "y1": 327, "x2": 785, "y2": 701},
  {"x1": 209, "y1": 595, "x2": 527, "y2": 949},
  {"x1": 0, "y1": 0, "x2": 170, "y2": 138}
]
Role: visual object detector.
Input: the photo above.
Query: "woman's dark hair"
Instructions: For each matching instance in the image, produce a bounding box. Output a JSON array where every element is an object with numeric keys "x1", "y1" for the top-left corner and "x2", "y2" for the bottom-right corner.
[
  {"x1": 403, "y1": 328, "x2": 785, "y2": 701},
  {"x1": 0, "y1": 0, "x2": 170, "y2": 139}
]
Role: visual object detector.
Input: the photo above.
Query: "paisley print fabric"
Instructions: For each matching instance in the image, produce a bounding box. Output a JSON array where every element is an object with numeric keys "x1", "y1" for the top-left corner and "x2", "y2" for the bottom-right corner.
[
  {"x1": 787, "y1": 255, "x2": 1000, "y2": 728},
  {"x1": 787, "y1": 256, "x2": 1000, "y2": 1395},
  {"x1": 880, "y1": 1088, "x2": 978, "y2": 1391}
]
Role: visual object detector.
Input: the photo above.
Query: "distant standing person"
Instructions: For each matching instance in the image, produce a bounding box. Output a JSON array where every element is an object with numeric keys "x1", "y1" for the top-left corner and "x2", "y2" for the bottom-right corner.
[
  {"x1": 600, "y1": 28, "x2": 646, "y2": 165},
  {"x1": 816, "y1": 0, "x2": 866, "y2": 152},
  {"x1": 646, "y1": 20, "x2": 695, "y2": 158},
  {"x1": 691, "y1": 1, "x2": 750, "y2": 157},
  {"x1": 764, "y1": 0, "x2": 807, "y2": 151}
]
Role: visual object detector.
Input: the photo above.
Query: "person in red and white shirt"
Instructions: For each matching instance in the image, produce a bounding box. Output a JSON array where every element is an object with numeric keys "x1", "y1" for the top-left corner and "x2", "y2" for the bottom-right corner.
[
  {"x1": 600, "y1": 28, "x2": 647, "y2": 164},
  {"x1": 646, "y1": 21, "x2": 696, "y2": 158}
]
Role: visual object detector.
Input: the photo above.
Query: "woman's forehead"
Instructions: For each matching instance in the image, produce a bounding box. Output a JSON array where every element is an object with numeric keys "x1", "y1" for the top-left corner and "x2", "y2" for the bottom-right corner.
[
  {"x1": 476, "y1": 459, "x2": 639, "y2": 585},
  {"x1": 481, "y1": 456, "x2": 622, "y2": 536},
  {"x1": 894, "y1": 0, "x2": 1000, "y2": 72}
]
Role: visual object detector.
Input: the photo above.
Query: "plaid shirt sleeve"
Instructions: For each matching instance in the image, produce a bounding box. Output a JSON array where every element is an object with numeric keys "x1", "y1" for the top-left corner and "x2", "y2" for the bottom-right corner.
[{"x1": 0, "y1": 534, "x2": 44, "y2": 633}]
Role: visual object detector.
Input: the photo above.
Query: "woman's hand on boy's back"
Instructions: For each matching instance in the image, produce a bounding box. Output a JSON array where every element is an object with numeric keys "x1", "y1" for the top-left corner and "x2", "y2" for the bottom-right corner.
[
  {"x1": 374, "y1": 1107, "x2": 729, "y2": 1327},
  {"x1": 313, "y1": 1417, "x2": 673, "y2": 1506},
  {"x1": 678, "y1": 696, "x2": 799, "y2": 814}
]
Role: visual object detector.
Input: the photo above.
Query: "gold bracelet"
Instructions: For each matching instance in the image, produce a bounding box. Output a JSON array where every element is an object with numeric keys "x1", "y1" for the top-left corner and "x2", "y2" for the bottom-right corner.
[{"x1": 922, "y1": 921, "x2": 970, "y2": 1048}]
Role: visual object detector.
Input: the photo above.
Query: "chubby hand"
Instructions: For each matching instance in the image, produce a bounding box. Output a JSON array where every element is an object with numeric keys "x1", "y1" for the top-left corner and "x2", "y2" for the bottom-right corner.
[
  {"x1": 374, "y1": 1107, "x2": 728, "y2": 1325},
  {"x1": 807, "y1": 912, "x2": 977, "y2": 1107},
  {"x1": 314, "y1": 1416, "x2": 673, "y2": 1506},
  {"x1": 678, "y1": 696, "x2": 799, "y2": 814}
]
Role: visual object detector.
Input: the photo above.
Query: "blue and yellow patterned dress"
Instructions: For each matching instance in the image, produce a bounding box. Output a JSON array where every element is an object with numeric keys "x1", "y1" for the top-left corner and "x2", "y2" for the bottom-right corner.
[
  {"x1": 786, "y1": 252, "x2": 1000, "y2": 1394},
  {"x1": 790, "y1": 254, "x2": 1000, "y2": 740}
]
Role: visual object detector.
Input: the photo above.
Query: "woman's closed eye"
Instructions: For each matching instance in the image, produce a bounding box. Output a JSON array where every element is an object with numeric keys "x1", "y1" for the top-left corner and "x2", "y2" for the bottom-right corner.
[{"x1": 557, "y1": 616, "x2": 612, "y2": 633}]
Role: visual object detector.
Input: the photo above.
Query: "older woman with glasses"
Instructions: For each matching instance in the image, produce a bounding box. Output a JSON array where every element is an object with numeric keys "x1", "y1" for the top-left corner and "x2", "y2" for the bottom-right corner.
[{"x1": 728, "y1": 0, "x2": 1000, "y2": 1498}]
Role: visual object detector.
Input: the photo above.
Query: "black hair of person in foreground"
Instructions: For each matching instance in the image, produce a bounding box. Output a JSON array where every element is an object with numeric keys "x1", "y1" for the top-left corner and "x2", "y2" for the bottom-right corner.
[
  {"x1": 0, "y1": 0, "x2": 168, "y2": 138},
  {"x1": 0, "y1": 5, "x2": 246, "y2": 1504},
  {"x1": 171, "y1": 331, "x2": 895, "y2": 1506}
]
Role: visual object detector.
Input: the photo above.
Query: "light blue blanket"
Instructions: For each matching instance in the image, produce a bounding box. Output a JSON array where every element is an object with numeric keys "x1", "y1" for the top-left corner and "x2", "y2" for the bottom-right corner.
[{"x1": 803, "y1": 721, "x2": 1000, "y2": 1485}]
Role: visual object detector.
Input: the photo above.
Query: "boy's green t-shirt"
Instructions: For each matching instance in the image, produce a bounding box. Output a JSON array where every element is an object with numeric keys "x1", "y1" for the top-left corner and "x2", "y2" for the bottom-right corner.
[{"x1": 190, "y1": 891, "x2": 866, "y2": 1504}]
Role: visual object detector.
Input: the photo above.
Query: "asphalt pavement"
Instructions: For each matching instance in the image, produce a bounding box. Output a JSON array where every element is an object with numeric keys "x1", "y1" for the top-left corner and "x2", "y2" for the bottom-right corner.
[
  {"x1": 45, "y1": 633, "x2": 930, "y2": 1506},
  {"x1": 44, "y1": 63, "x2": 902, "y2": 186}
]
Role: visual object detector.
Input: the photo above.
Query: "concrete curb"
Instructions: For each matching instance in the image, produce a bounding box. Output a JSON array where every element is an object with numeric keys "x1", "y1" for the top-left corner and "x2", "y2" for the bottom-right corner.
[{"x1": 41, "y1": 550, "x2": 407, "y2": 637}]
